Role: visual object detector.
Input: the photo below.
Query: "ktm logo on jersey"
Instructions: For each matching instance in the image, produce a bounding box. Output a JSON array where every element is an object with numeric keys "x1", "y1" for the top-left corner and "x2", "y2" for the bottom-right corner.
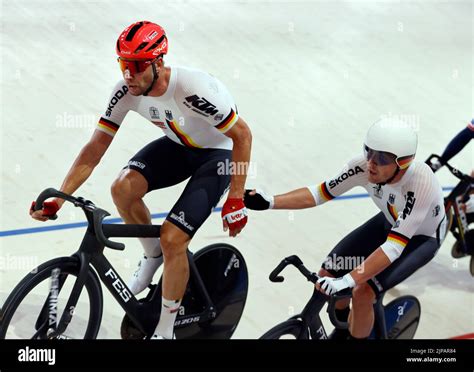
[
  {"x1": 106, "y1": 85, "x2": 129, "y2": 117},
  {"x1": 329, "y1": 166, "x2": 364, "y2": 189},
  {"x1": 184, "y1": 95, "x2": 219, "y2": 116},
  {"x1": 402, "y1": 191, "x2": 416, "y2": 219}
]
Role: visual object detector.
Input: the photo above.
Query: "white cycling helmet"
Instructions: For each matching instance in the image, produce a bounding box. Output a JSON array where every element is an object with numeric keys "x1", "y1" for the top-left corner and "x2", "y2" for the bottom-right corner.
[{"x1": 364, "y1": 118, "x2": 418, "y2": 170}]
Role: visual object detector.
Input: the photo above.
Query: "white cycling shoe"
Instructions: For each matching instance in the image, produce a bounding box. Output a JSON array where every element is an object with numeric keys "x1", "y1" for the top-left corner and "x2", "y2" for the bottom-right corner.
[{"x1": 128, "y1": 255, "x2": 164, "y2": 296}]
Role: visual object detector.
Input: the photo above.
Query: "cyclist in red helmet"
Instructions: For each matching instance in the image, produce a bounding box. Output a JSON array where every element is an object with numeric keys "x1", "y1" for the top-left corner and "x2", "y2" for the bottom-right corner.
[
  {"x1": 115, "y1": 21, "x2": 169, "y2": 96},
  {"x1": 30, "y1": 21, "x2": 253, "y2": 340}
]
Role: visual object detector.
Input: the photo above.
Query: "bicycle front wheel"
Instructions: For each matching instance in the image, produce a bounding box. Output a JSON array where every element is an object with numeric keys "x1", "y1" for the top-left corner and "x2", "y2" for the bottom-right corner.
[
  {"x1": 260, "y1": 319, "x2": 309, "y2": 339},
  {"x1": 0, "y1": 256, "x2": 103, "y2": 339}
]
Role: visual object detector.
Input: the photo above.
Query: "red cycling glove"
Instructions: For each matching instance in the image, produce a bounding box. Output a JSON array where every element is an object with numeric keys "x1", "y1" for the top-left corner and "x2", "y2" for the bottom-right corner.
[
  {"x1": 221, "y1": 198, "x2": 248, "y2": 233},
  {"x1": 30, "y1": 200, "x2": 60, "y2": 218}
]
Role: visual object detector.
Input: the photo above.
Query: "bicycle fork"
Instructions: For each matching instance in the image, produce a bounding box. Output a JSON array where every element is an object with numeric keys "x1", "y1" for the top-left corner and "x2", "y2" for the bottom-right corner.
[
  {"x1": 301, "y1": 290, "x2": 329, "y2": 339},
  {"x1": 34, "y1": 252, "x2": 92, "y2": 339}
]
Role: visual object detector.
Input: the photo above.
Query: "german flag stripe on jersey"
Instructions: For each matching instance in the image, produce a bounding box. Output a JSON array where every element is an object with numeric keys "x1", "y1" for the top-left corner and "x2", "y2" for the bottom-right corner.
[
  {"x1": 98, "y1": 117, "x2": 120, "y2": 136},
  {"x1": 387, "y1": 231, "x2": 409, "y2": 247},
  {"x1": 318, "y1": 182, "x2": 335, "y2": 202},
  {"x1": 387, "y1": 203, "x2": 398, "y2": 221},
  {"x1": 166, "y1": 119, "x2": 202, "y2": 148},
  {"x1": 397, "y1": 155, "x2": 414, "y2": 170},
  {"x1": 215, "y1": 109, "x2": 238, "y2": 132}
]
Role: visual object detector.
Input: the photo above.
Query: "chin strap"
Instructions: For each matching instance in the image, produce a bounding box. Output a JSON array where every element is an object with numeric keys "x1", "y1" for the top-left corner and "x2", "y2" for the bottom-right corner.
[
  {"x1": 377, "y1": 167, "x2": 400, "y2": 187},
  {"x1": 143, "y1": 63, "x2": 159, "y2": 96}
]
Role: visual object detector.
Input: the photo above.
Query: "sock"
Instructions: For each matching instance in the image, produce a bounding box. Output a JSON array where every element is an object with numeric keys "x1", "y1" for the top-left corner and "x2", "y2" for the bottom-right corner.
[
  {"x1": 335, "y1": 307, "x2": 350, "y2": 322},
  {"x1": 154, "y1": 297, "x2": 181, "y2": 339},
  {"x1": 139, "y1": 238, "x2": 161, "y2": 258}
]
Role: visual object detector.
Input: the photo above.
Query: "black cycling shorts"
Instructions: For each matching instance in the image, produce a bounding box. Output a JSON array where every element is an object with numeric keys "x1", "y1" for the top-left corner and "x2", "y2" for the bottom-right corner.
[
  {"x1": 321, "y1": 212, "x2": 440, "y2": 295},
  {"x1": 125, "y1": 136, "x2": 231, "y2": 237}
]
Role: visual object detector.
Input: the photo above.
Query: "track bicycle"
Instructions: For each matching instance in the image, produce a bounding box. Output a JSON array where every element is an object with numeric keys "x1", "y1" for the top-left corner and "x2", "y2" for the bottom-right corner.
[
  {"x1": 260, "y1": 255, "x2": 420, "y2": 339},
  {"x1": 426, "y1": 154, "x2": 474, "y2": 275},
  {"x1": 0, "y1": 188, "x2": 248, "y2": 339}
]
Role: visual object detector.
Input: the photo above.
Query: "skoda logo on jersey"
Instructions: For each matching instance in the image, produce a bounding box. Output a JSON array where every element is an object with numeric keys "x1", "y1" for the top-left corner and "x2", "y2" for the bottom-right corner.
[
  {"x1": 328, "y1": 166, "x2": 364, "y2": 189},
  {"x1": 165, "y1": 110, "x2": 173, "y2": 121},
  {"x1": 106, "y1": 85, "x2": 129, "y2": 117},
  {"x1": 149, "y1": 107, "x2": 160, "y2": 120},
  {"x1": 389, "y1": 193, "x2": 396, "y2": 204}
]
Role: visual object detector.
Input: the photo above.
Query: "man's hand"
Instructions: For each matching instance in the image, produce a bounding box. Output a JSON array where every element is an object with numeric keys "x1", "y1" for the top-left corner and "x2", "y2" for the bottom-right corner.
[
  {"x1": 316, "y1": 274, "x2": 356, "y2": 296},
  {"x1": 243, "y1": 189, "x2": 274, "y2": 210},
  {"x1": 221, "y1": 198, "x2": 248, "y2": 237},
  {"x1": 30, "y1": 199, "x2": 61, "y2": 222}
]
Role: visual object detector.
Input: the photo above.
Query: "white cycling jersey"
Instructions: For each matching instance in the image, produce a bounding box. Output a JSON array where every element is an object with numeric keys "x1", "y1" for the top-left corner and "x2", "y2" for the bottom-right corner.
[
  {"x1": 308, "y1": 155, "x2": 446, "y2": 262},
  {"x1": 97, "y1": 66, "x2": 239, "y2": 150}
]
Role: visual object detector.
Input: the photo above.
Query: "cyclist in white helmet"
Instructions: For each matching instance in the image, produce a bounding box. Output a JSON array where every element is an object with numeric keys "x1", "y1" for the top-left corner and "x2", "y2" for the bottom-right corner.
[{"x1": 244, "y1": 118, "x2": 446, "y2": 339}]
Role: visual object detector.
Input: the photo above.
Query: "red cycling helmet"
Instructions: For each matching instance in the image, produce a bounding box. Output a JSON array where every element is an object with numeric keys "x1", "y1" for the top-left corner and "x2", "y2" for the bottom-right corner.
[{"x1": 116, "y1": 21, "x2": 168, "y2": 60}]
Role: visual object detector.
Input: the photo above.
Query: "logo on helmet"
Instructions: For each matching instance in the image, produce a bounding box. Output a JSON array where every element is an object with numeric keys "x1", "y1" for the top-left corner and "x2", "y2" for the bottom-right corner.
[
  {"x1": 153, "y1": 39, "x2": 168, "y2": 55},
  {"x1": 146, "y1": 30, "x2": 158, "y2": 41}
]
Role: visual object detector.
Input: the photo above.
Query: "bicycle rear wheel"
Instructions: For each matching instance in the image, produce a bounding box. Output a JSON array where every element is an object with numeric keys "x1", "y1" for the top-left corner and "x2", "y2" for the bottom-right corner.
[
  {"x1": 0, "y1": 256, "x2": 103, "y2": 339},
  {"x1": 260, "y1": 319, "x2": 309, "y2": 339},
  {"x1": 121, "y1": 243, "x2": 248, "y2": 339},
  {"x1": 172, "y1": 243, "x2": 248, "y2": 339},
  {"x1": 382, "y1": 295, "x2": 420, "y2": 339}
]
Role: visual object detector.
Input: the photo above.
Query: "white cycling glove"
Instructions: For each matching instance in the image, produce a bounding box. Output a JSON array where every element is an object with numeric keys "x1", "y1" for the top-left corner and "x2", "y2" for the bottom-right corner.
[{"x1": 317, "y1": 274, "x2": 356, "y2": 296}]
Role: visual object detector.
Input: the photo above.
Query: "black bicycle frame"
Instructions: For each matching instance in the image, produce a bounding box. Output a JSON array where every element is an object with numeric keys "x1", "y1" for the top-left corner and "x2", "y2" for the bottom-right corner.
[
  {"x1": 297, "y1": 290, "x2": 391, "y2": 340},
  {"x1": 294, "y1": 290, "x2": 328, "y2": 339},
  {"x1": 426, "y1": 154, "x2": 473, "y2": 249},
  {"x1": 269, "y1": 255, "x2": 394, "y2": 340},
  {"x1": 445, "y1": 182, "x2": 470, "y2": 238},
  {"x1": 43, "y1": 223, "x2": 217, "y2": 338}
]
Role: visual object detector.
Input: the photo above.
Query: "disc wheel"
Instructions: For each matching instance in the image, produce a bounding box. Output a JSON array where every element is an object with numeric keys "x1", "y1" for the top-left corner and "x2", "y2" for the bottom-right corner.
[
  {"x1": 121, "y1": 243, "x2": 249, "y2": 339},
  {"x1": 172, "y1": 243, "x2": 249, "y2": 339}
]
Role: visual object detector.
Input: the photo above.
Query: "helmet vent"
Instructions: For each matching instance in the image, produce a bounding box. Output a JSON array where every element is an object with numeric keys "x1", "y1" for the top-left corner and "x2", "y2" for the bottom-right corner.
[
  {"x1": 126, "y1": 22, "x2": 144, "y2": 41},
  {"x1": 145, "y1": 35, "x2": 166, "y2": 52},
  {"x1": 133, "y1": 41, "x2": 149, "y2": 54}
]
